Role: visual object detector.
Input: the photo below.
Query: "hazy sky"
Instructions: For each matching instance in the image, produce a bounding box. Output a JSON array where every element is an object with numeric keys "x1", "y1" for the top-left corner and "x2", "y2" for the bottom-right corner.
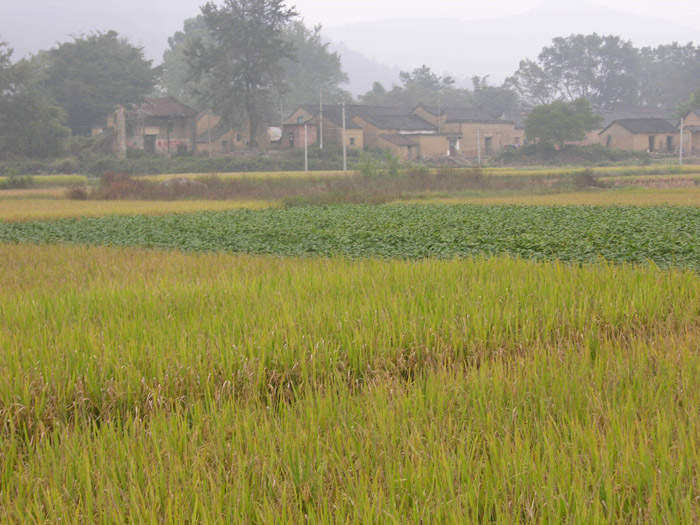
[{"x1": 2, "y1": 0, "x2": 699, "y2": 61}]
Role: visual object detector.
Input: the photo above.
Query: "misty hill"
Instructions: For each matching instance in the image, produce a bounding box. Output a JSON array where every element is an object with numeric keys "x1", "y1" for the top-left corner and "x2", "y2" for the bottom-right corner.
[{"x1": 327, "y1": 0, "x2": 700, "y2": 94}]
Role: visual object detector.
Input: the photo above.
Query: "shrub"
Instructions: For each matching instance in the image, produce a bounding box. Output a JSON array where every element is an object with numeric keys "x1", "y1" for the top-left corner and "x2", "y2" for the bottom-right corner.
[
  {"x1": 0, "y1": 175, "x2": 34, "y2": 189},
  {"x1": 65, "y1": 186, "x2": 89, "y2": 200}
]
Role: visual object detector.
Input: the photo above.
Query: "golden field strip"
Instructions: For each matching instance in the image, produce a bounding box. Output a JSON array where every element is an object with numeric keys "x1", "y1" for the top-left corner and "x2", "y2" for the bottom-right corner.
[
  {"x1": 1, "y1": 188, "x2": 699, "y2": 223},
  {"x1": 2, "y1": 244, "x2": 700, "y2": 521},
  {"x1": 0, "y1": 198, "x2": 274, "y2": 222}
]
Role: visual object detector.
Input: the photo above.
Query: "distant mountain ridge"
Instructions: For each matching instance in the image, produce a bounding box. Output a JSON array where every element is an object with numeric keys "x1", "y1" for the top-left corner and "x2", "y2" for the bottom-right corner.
[{"x1": 326, "y1": 0, "x2": 700, "y2": 95}]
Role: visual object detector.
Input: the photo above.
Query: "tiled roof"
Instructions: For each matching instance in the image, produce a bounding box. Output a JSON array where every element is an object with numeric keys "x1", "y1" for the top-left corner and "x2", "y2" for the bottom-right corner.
[
  {"x1": 379, "y1": 134, "x2": 417, "y2": 146},
  {"x1": 134, "y1": 97, "x2": 198, "y2": 118},
  {"x1": 444, "y1": 107, "x2": 511, "y2": 123},
  {"x1": 594, "y1": 107, "x2": 675, "y2": 129},
  {"x1": 298, "y1": 105, "x2": 362, "y2": 129},
  {"x1": 196, "y1": 122, "x2": 231, "y2": 143},
  {"x1": 414, "y1": 104, "x2": 508, "y2": 123},
  {"x1": 602, "y1": 118, "x2": 678, "y2": 135},
  {"x1": 358, "y1": 114, "x2": 436, "y2": 131}
]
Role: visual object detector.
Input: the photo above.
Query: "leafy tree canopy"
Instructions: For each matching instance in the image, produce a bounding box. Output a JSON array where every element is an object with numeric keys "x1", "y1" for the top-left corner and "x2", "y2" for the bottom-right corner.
[
  {"x1": 0, "y1": 40, "x2": 70, "y2": 159},
  {"x1": 508, "y1": 34, "x2": 700, "y2": 110},
  {"x1": 186, "y1": 0, "x2": 298, "y2": 147},
  {"x1": 163, "y1": 16, "x2": 348, "y2": 122},
  {"x1": 507, "y1": 34, "x2": 639, "y2": 110},
  {"x1": 360, "y1": 67, "x2": 520, "y2": 117},
  {"x1": 525, "y1": 99, "x2": 602, "y2": 148},
  {"x1": 39, "y1": 31, "x2": 157, "y2": 135}
]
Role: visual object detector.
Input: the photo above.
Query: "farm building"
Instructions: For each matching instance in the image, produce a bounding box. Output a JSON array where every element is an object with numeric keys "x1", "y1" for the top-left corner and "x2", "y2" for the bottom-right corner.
[
  {"x1": 195, "y1": 111, "x2": 249, "y2": 157},
  {"x1": 681, "y1": 110, "x2": 700, "y2": 156},
  {"x1": 106, "y1": 96, "x2": 198, "y2": 157},
  {"x1": 283, "y1": 104, "x2": 521, "y2": 160},
  {"x1": 599, "y1": 118, "x2": 679, "y2": 152}
]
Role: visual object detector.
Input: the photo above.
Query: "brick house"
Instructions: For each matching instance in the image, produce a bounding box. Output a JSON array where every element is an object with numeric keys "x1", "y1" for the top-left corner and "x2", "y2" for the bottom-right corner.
[
  {"x1": 598, "y1": 118, "x2": 679, "y2": 152},
  {"x1": 106, "y1": 96, "x2": 198, "y2": 157},
  {"x1": 681, "y1": 110, "x2": 700, "y2": 156}
]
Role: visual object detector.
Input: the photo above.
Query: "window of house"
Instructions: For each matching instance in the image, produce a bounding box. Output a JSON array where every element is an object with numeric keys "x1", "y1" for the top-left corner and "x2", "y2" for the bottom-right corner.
[
  {"x1": 236, "y1": 133, "x2": 242, "y2": 142},
  {"x1": 297, "y1": 117, "x2": 304, "y2": 124},
  {"x1": 167, "y1": 123, "x2": 174, "y2": 133},
  {"x1": 350, "y1": 137, "x2": 356, "y2": 146}
]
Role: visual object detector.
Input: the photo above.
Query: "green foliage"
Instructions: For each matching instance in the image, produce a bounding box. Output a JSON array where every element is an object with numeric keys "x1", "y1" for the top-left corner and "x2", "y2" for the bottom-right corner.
[
  {"x1": 40, "y1": 31, "x2": 157, "y2": 135},
  {"x1": 640, "y1": 43, "x2": 700, "y2": 108},
  {"x1": 186, "y1": 0, "x2": 298, "y2": 146},
  {"x1": 525, "y1": 99, "x2": 603, "y2": 147},
  {"x1": 507, "y1": 34, "x2": 700, "y2": 110},
  {"x1": 507, "y1": 34, "x2": 640, "y2": 109},
  {"x1": 0, "y1": 175, "x2": 33, "y2": 189},
  {"x1": 495, "y1": 143, "x2": 647, "y2": 165},
  {"x1": 3, "y1": 204, "x2": 700, "y2": 270},
  {"x1": 0, "y1": 42, "x2": 70, "y2": 159}
]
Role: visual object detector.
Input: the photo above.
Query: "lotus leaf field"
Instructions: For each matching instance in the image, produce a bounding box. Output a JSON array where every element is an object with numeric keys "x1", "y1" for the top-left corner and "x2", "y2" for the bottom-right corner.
[{"x1": 1, "y1": 203, "x2": 700, "y2": 269}]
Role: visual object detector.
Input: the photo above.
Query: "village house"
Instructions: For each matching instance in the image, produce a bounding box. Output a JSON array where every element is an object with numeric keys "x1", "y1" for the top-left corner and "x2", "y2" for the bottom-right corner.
[
  {"x1": 106, "y1": 96, "x2": 198, "y2": 157},
  {"x1": 598, "y1": 118, "x2": 679, "y2": 152},
  {"x1": 411, "y1": 104, "x2": 523, "y2": 158},
  {"x1": 194, "y1": 110, "x2": 249, "y2": 157},
  {"x1": 282, "y1": 104, "x2": 522, "y2": 161},
  {"x1": 681, "y1": 110, "x2": 700, "y2": 156}
]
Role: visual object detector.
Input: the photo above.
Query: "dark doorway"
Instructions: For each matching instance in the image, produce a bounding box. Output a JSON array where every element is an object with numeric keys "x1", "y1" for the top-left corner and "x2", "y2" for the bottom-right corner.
[
  {"x1": 667, "y1": 136, "x2": 674, "y2": 151},
  {"x1": 485, "y1": 137, "x2": 493, "y2": 155},
  {"x1": 289, "y1": 133, "x2": 295, "y2": 149},
  {"x1": 449, "y1": 139, "x2": 457, "y2": 157},
  {"x1": 144, "y1": 135, "x2": 156, "y2": 153},
  {"x1": 648, "y1": 135, "x2": 656, "y2": 152}
]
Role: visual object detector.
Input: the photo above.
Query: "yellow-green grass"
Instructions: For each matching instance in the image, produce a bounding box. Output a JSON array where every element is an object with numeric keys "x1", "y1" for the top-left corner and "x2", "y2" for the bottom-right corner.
[
  {"x1": 401, "y1": 187, "x2": 700, "y2": 207},
  {"x1": 0, "y1": 198, "x2": 275, "y2": 222},
  {"x1": 140, "y1": 170, "x2": 350, "y2": 181},
  {"x1": 0, "y1": 174, "x2": 88, "y2": 187},
  {"x1": 2, "y1": 244, "x2": 700, "y2": 521}
]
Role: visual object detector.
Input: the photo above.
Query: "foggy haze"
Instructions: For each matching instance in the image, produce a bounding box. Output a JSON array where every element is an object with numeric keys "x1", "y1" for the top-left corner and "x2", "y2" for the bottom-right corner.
[{"x1": 2, "y1": 0, "x2": 700, "y2": 94}]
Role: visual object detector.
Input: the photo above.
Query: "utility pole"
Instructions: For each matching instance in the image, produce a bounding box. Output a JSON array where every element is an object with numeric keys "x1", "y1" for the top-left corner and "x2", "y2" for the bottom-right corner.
[
  {"x1": 477, "y1": 130, "x2": 482, "y2": 167},
  {"x1": 680, "y1": 117, "x2": 685, "y2": 166},
  {"x1": 304, "y1": 123, "x2": 309, "y2": 172},
  {"x1": 319, "y1": 86, "x2": 323, "y2": 150},
  {"x1": 342, "y1": 101, "x2": 347, "y2": 172}
]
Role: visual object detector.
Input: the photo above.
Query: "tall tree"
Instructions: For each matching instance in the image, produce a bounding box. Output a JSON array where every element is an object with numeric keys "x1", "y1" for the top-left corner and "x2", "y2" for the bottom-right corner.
[
  {"x1": 186, "y1": 0, "x2": 298, "y2": 147},
  {"x1": 507, "y1": 34, "x2": 639, "y2": 109},
  {"x1": 161, "y1": 17, "x2": 212, "y2": 108},
  {"x1": 638, "y1": 43, "x2": 700, "y2": 108},
  {"x1": 359, "y1": 65, "x2": 471, "y2": 107},
  {"x1": 40, "y1": 31, "x2": 157, "y2": 135},
  {"x1": 525, "y1": 99, "x2": 602, "y2": 148},
  {"x1": 279, "y1": 22, "x2": 348, "y2": 115},
  {"x1": 0, "y1": 41, "x2": 70, "y2": 159},
  {"x1": 163, "y1": 17, "x2": 349, "y2": 118}
]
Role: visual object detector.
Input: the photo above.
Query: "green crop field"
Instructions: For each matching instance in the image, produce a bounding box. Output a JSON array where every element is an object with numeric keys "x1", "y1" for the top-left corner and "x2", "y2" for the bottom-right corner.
[
  {"x1": 2, "y1": 204, "x2": 700, "y2": 269},
  {"x1": 2, "y1": 244, "x2": 700, "y2": 521},
  {"x1": 3, "y1": 198, "x2": 700, "y2": 521}
]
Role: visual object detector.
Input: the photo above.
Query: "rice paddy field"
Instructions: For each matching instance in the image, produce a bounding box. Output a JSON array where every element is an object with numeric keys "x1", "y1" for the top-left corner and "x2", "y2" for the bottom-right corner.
[{"x1": 2, "y1": 182, "x2": 700, "y2": 521}]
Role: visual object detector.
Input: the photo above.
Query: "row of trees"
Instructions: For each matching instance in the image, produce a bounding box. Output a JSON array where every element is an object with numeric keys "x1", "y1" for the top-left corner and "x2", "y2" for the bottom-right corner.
[
  {"x1": 507, "y1": 34, "x2": 700, "y2": 110},
  {"x1": 0, "y1": 0, "x2": 349, "y2": 158},
  {"x1": 2, "y1": 0, "x2": 700, "y2": 159}
]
